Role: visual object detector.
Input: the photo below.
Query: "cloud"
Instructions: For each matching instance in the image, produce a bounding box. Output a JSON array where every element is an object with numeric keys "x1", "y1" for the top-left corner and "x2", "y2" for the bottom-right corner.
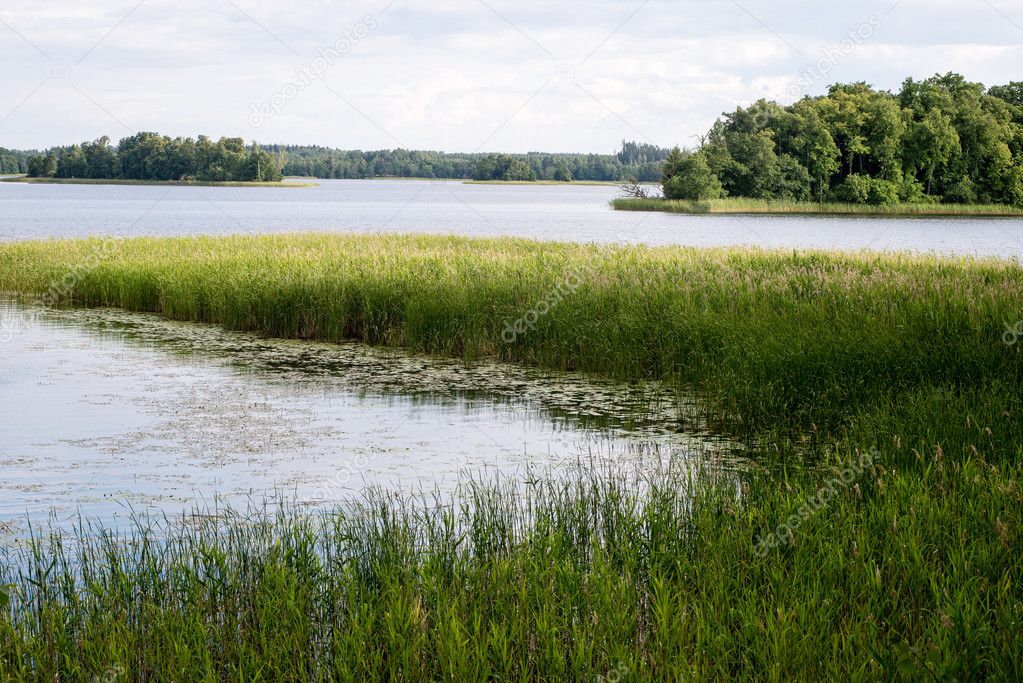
[{"x1": 0, "y1": 0, "x2": 1020, "y2": 151}]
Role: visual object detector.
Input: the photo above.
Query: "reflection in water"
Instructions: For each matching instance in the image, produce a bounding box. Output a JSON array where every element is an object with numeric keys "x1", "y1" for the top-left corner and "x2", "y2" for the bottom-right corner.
[{"x1": 0, "y1": 300, "x2": 743, "y2": 535}]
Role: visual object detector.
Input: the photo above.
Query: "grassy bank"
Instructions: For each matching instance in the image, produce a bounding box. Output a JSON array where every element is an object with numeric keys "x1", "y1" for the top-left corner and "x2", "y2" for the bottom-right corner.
[
  {"x1": 0, "y1": 176, "x2": 316, "y2": 188},
  {"x1": 612, "y1": 196, "x2": 1023, "y2": 217},
  {"x1": 0, "y1": 234, "x2": 1020, "y2": 678},
  {"x1": 1, "y1": 234, "x2": 1019, "y2": 440}
]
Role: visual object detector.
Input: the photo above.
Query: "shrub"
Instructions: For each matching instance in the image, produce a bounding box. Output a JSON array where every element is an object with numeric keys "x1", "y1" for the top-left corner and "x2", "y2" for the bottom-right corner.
[
  {"x1": 662, "y1": 150, "x2": 724, "y2": 201},
  {"x1": 942, "y1": 176, "x2": 978, "y2": 204},
  {"x1": 867, "y1": 178, "x2": 900, "y2": 205},
  {"x1": 833, "y1": 174, "x2": 900, "y2": 205},
  {"x1": 898, "y1": 176, "x2": 934, "y2": 203}
]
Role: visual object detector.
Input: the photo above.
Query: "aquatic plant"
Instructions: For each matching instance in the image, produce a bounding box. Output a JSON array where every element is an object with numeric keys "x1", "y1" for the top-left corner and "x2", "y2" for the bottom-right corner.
[
  {"x1": 612, "y1": 196, "x2": 1023, "y2": 216},
  {"x1": 1, "y1": 234, "x2": 1021, "y2": 678},
  {"x1": 0, "y1": 454, "x2": 1019, "y2": 680},
  {"x1": 1, "y1": 233, "x2": 1020, "y2": 443}
]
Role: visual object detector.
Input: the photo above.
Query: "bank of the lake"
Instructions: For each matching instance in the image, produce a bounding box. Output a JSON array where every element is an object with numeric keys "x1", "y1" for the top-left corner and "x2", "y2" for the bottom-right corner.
[
  {"x1": 613, "y1": 196, "x2": 1023, "y2": 217},
  {"x1": 2, "y1": 233, "x2": 1019, "y2": 440},
  {"x1": 1, "y1": 234, "x2": 1020, "y2": 679},
  {"x1": 0, "y1": 175, "x2": 317, "y2": 188}
]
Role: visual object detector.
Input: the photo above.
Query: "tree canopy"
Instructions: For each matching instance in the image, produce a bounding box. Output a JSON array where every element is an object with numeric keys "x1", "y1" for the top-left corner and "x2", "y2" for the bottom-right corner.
[
  {"x1": 0, "y1": 147, "x2": 34, "y2": 174},
  {"x1": 664, "y1": 73, "x2": 1023, "y2": 206},
  {"x1": 276, "y1": 141, "x2": 670, "y2": 182},
  {"x1": 25, "y1": 133, "x2": 284, "y2": 182},
  {"x1": 18, "y1": 137, "x2": 670, "y2": 184}
]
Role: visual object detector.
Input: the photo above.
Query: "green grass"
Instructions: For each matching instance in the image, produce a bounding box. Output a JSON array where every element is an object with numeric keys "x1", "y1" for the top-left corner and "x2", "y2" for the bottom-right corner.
[
  {"x1": 0, "y1": 176, "x2": 317, "y2": 188},
  {"x1": 1, "y1": 234, "x2": 1019, "y2": 440},
  {"x1": 2, "y1": 454, "x2": 1020, "y2": 681},
  {"x1": 613, "y1": 196, "x2": 1023, "y2": 216},
  {"x1": 0, "y1": 233, "x2": 1021, "y2": 678}
]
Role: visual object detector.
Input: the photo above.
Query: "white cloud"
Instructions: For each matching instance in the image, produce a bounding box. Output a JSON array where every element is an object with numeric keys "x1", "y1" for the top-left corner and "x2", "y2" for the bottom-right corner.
[{"x1": 0, "y1": 0, "x2": 1020, "y2": 151}]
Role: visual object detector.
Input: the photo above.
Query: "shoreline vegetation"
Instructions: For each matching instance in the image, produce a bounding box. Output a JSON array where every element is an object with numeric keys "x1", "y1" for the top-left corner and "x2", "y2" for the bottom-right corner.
[
  {"x1": 0, "y1": 175, "x2": 316, "y2": 188},
  {"x1": 3, "y1": 454, "x2": 1019, "y2": 681},
  {"x1": 1, "y1": 233, "x2": 1021, "y2": 678},
  {"x1": 653, "y1": 74, "x2": 1023, "y2": 213},
  {"x1": 613, "y1": 196, "x2": 1023, "y2": 216}
]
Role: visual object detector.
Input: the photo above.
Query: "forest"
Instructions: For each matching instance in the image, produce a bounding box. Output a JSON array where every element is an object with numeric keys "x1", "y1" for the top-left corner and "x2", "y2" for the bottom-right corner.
[
  {"x1": 662, "y1": 73, "x2": 1023, "y2": 205},
  {"x1": 0, "y1": 147, "x2": 33, "y2": 174},
  {"x1": 275, "y1": 141, "x2": 669, "y2": 182},
  {"x1": 15, "y1": 138, "x2": 668, "y2": 184},
  {"x1": 23, "y1": 133, "x2": 284, "y2": 182}
]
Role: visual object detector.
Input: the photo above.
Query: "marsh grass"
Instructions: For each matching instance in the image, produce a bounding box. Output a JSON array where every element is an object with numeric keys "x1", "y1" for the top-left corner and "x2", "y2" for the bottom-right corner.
[
  {"x1": 1, "y1": 455, "x2": 1020, "y2": 681},
  {"x1": 1, "y1": 234, "x2": 1021, "y2": 679},
  {"x1": 612, "y1": 196, "x2": 1023, "y2": 216},
  {"x1": 1, "y1": 233, "x2": 1019, "y2": 443}
]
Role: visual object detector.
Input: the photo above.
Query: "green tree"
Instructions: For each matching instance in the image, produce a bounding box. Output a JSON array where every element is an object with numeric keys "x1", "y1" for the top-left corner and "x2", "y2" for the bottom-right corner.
[
  {"x1": 787, "y1": 100, "x2": 841, "y2": 201},
  {"x1": 82, "y1": 136, "x2": 117, "y2": 179},
  {"x1": 58, "y1": 144, "x2": 89, "y2": 178},
  {"x1": 662, "y1": 148, "x2": 724, "y2": 200},
  {"x1": 902, "y1": 108, "x2": 959, "y2": 195},
  {"x1": 243, "y1": 144, "x2": 283, "y2": 182}
]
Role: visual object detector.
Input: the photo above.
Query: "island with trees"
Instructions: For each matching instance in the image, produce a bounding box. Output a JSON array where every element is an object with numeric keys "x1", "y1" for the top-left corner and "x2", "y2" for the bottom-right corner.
[
  {"x1": 6, "y1": 136, "x2": 669, "y2": 186},
  {"x1": 615, "y1": 73, "x2": 1023, "y2": 215},
  {"x1": 8, "y1": 133, "x2": 288, "y2": 185}
]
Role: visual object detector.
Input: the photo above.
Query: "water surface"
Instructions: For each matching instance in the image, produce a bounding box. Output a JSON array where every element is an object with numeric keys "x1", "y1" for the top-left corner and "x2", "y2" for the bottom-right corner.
[
  {"x1": 1, "y1": 178, "x2": 1021, "y2": 259},
  {"x1": 0, "y1": 299, "x2": 739, "y2": 536}
]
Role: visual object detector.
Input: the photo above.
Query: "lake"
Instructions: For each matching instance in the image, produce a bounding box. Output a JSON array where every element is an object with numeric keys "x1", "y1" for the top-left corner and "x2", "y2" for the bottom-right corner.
[
  {"x1": 2, "y1": 178, "x2": 1022, "y2": 259},
  {"x1": 0, "y1": 298, "x2": 741, "y2": 536}
]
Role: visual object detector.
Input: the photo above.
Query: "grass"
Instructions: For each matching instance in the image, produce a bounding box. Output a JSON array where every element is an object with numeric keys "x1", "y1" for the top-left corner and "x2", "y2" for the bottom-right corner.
[
  {"x1": 0, "y1": 176, "x2": 317, "y2": 188},
  {"x1": 2, "y1": 454, "x2": 1020, "y2": 681},
  {"x1": 613, "y1": 196, "x2": 1023, "y2": 217},
  {"x1": 0, "y1": 233, "x2": 1021, "y2": 678},
  {"x1": 0, "y1": 233, "x2": 1019, "y2": 440}
]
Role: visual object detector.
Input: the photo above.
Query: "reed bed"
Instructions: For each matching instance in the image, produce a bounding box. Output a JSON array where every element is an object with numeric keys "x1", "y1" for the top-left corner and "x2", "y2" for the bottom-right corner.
[
  {"x1": 1, "y1": 455, "x2": 1020, "y2": 681},
  {"x1": 1, "y1": 233, "x2": 1021, "y2": 679},
  {"x1": 1, "y1": 233, "x2": 1020, "y2": 442},
  {"x1": 612, "y1": 196, "x2": 1023, "y2": 216}
]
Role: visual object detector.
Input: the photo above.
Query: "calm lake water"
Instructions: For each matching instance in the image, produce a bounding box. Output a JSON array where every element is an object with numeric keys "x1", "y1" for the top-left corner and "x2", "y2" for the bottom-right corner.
[
  {"x1": 0, "y1": 299, "x2": 740, "y2": 535},
  {"x1": 1, "y1": 178, "x2": 1022, "y2": 258}
]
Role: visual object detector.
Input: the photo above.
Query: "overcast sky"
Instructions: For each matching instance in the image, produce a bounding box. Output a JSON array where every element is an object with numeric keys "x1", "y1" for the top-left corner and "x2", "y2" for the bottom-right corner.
[{"x1": 1, "y1": 0, "x2": 1021, "y2": 153}]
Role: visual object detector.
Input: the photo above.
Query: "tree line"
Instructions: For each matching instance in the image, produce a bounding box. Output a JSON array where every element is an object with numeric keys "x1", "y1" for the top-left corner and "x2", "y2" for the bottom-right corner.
[
  {"x1": 16, "y1": 137, "x2": 669, "y2": 184},
  {"x1": 274, "y1": 141, "x2": 669, "y2": 182},
  {"x1": 662, "y1": 73, "x2": 1023, "y2": 206},
  {"x1": 25, "y1": 133, "x2": 284, "y2": 182},
  {"x1": 0, "y1": 148, "x2": 33, "y2": 174}
]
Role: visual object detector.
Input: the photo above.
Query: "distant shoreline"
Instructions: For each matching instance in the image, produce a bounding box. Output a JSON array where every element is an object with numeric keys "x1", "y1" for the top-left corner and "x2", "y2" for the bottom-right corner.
[
  {"x1": 0, "y1": 175, "x2": 317, "y2": 188},
  {"x1": 0, "y1": 174, "x2": 649, "y2": 188}
]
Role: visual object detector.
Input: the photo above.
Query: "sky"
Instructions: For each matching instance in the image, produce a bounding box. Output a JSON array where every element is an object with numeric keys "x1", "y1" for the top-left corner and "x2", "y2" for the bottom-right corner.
[{"x1": 1, "y1": 0, "x2": 1022, "y2": 153}]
